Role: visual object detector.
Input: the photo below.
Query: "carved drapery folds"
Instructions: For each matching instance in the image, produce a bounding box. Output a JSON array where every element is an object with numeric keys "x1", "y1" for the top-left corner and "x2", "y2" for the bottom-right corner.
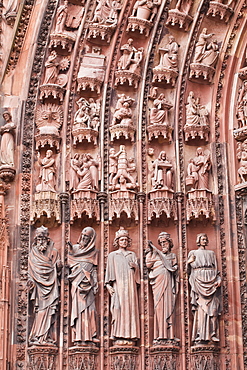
[
  {"x1": 110, "y1": 94, "x2": 136, "y2": 142},
  {"x1": 0, "y1": 111, "x2": 16, "y2": 182},
  {"x1": 87, "y1": 0, "x2": 121, "y2": 42},
  {"x1": 77, "y1": 47, "x2": 106, "y2": 94},
  {"x1": 190, "y1": 29, "x2": 219, "y2": 83},
  {"x1": 152, "y1": 36, "x2": 179, "y2": 87},
  {"x1": 185, "y1": 148, "x2": 215, "y2": 222},
  {"x1": 70, "y1": 153, "x2": 100, "y2": 222},
  {"x1": 127, "y1": 0, "x2": 161, "y2": 36},
  {"x1": 109, "y1": 146, "x2": 138, "y2": 222},
  {"x1": 115, "y1": 39, "x2": 143, "y2": 88},
  {"x1": 184, "y1": 91, "x2": 210, "y2": 142}
]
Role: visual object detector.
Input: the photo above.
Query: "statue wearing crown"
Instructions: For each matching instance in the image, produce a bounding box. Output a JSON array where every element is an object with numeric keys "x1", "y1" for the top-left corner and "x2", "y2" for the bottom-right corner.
[
  {"x1": 28, "y1": 226, "x2": 62, "y2": 345},
  {"x1": 105, "y1": 227, "x2": 140, "y2": 345}
]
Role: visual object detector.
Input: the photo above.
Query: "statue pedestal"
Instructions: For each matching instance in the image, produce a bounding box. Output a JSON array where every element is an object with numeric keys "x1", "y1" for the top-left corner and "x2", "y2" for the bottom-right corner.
[
  {"x1": 127, "y1": 16, "x2": 152, "y2": 37},
  {"x1": 152, "y1": 66, "x2": 178, "y2": 87},
  {"x1": 35, "y1": 133, "x2": 61, "y2": 151},
  {"x1": 77, "y1": 51, "x2": 106, "y2": 94},
  {"x1": 72, "y1": 126, "x2": 98, "y2": 146},
  {"x1": 150, "y1": 342, "x2": 179, "y2": 370},
  {"x1": 49, "y1": 32, "x2": 76, "y2": 52},
  {"x1": 70, "y1": 190, "x2": 100, "y2": 222},
  {"x1": 31, "y1": 191, "x2": 61, "y2": 223},
  {"x1": 115, "y1": 70, "x2": 141, "y2": 88},
  {"x1": 68, "y1": 345, "x2": 99, "y2": 369},
  {"x1": 191, "y1": 344, "x2": 220, "y2": 369},
  {"x1": 110, "y1": 346, "x2": 139, "y2": 369},
  {"x1": 39, "y1": 84, "x2": 65, "y2": 102},
  {"x1": 87, "y1": 23, "x2": 116, "y2": 43},
  {"x1": 109, "y1": 190, "x2": 138, "y2": 222},
  {"x1": 28, "y1": 346, "x2": 58, "y2": 370},
  {"x1": 148, "y1": 189, "x2": 177, "y2": 222},
  {"x1": 186, "y1": 189, "x2": 215, "y2": 222},
  {"x1": 189, "y1": 63, "x2": 215, "y2": 84},
  {"x1": 166, "y1": 9, "x2": 193, "y2": 31},
  {"x1": 207, "y1": 2, "x2": 233, "y2": 23},
  {"x1": 184, "y1": 123, "x2": 210, "y2": 141},
  {"x1": 0, "y1": 166, "x2": 15, "y2": 182},
  {"x1": 147, "y1": 124, "x2": 173, "y2": 142},
  {"x1": 109, "y1": 123, "x2": 136, "y2": 142}
]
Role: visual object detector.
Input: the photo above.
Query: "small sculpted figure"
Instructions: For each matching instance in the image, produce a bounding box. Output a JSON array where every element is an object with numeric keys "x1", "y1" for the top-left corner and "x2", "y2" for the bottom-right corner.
[
  {"x1": 0, "y1": 111, "x2": 16, "y2": 167},
  {"x1": 117, "y1": 39, "x2": 143, "y2": 73},
  {"x1": 70, "y1": 153, "x2": 99, "y2": 191},
  {"x1": 43, "y1": 51, "x2": 59, "y2": 84},
  {"x1": 193, "y1": 29, "x2": 219, "y2": 67},
  {"x1": 111, "y1": 145, "x2": 137, "y2": 190},
  {"x1": 109, "y1": 148, "x2": 118, "y2": 185},
  {"x1": 237, "y1": 80, "x2": 247, "y2": 128},
  {"x1": 28, "y1": 226, "x2": 62, "y2": 345},
  {"x1": 157, "y1": 36, "x2": 179, "y2": 71},
  {"x1": 186, "y1": 147, "x2": 211, "y2": 189},
  {"x1": 112, "y1": 94, "x2": 134, "y2": 126},
  {"x1": 237, "y1": 139, "x2": 247, "y2": 183},
  {"x1": 55, "y1": 0, "x2": 68, "y2": 33},
  {"x1": 36, "y1": 150, "x2": 56, "y2": 192},
  {"x1": 131, "y1": 0, "x2": 161, "y2": 21},
  {"x1": 185, "y1": 91, "x2": 209, "y2": 126},
  {"x1": 150, "y1": 94, "x2": 172, "y2": 126},
  {"x1": 146, "y1": 233, "x2": 179, "y2": 342},
  {"x1": 187, "y1": 234, "x2": 221, "y2": 344},
  {"x1": 105, "y1": 227, "x2": 140, "y2": 344},
  {"x1": 151, "y1": 151, "x2": 173, "y2": 190},
  {"x1": 74, "y1": 98, "x2": 100, "y2": 130},
  {"x1": 91, "y1": 0, "x2": 121, "y2": 25},
  {"x1": 68, "y1": 227, "x2": 99, "y2": 344},
  {"x1": 175, "y1": 0, "x2": 192, "y2": 13}
]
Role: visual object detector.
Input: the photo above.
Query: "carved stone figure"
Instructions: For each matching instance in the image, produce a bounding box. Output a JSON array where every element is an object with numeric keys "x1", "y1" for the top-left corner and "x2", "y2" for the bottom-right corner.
[
  {"x1": 0, "y1": 111, "x2": 16, "y2": 167},
  {"x1": 55, "y1": 0, "x2": 68, "y2": 33},
  {"x1": 110, "y1": 145, "x2": 137, "y2": 190},
  {"x1": 237, "y1": 80, "x2": 247, "y2": 128},
  {"x1": 150, "y1": 94, "x2": 172, "y2": 126},
  {"x1": 193, "y1": 29, "x2": 219, "y2": 66},
  {"x1": 157, "y1": 36, "x2": 179, "y2": 71},
  {"x1": 28, "y1": 226, "x2": 62, "y2": 345},
  {"x1": 186, "y1": 148, "x2": 211, "y2": 189},
  {"x1": 36, "y1": 150, "x2": 56, "y2": 192},
  {"x1": 166, "y1": 0, "x2": 193, "y2": 31},
  {"x1": 146, "y1": 233, "x2": 179, "y2": 342},
  {"x1": 111, "y1": 94, "x2": 135, "y2": 127},
  {"x1": 70, "y1": 153, "x2": 99, "y2": 191},
  {"x1": 237, "y1": 139, "x2": 247, "y2": 183},
  {"x1": 175, "y1": 0, "x2": 192, "y2": 14},
  {"x1": 68, "y1": 227, "x2": 99, "y2": 344},
  {"x1": 4, "y1": 0, "x2": 18, "y2": 26},
  {"x1": 117, "y1": 39, "x2": 143, "y2": 74},
  {"x1": 185, "y1": 91, "x2": 208, "y2": 126},
  {"x1": 187, "y1": 234, "x2": 221, "y2": 344},
  {"x1": 131, "y1": 0, "x2": 161, "y2": 21},
  {"x1": 43, "y1": 51, "x2": 60, "y2": 84},
  {"x1": 91, "y1": 0, "x2": 121, "y2": 24},
  {"x1": 74, "y1": 98, "x2": 100, "y2": 129},
  {"x1": 109, "y1": 148, "x2": 118, "y2": 185},
  {"x1": 105, "y1": 227, "x2": 140, "y2": 344},
  {"x1": 151, "y1": 151, "x2": 173, "y2": 190}
]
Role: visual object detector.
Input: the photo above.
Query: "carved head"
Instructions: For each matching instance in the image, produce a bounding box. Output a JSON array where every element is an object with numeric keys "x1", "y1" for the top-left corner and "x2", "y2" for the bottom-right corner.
[
  {"x1": 34, "y1": 226, "x2": 50, "y2": 252},
  {"x1": 46, "y1": 149, "x2": 53, "y2": 158},
  {"x1": 158, "y1": 151, "x2": 167, "y2": 160},
  {"x1": 196, "y1": 147, "x2": 203, "y2": 156},
  {"x1": 158, "y1": 232, "x2": 173, "y2": 253},
  {"x1": 2, "y1": 111, "x2": 12, "y2": 122},
  {"x1": 169, "y1": 35, "x2": 175, "y2": 43},
  {"x1": 196, "y1": 233, "x2": 209, "y2": 247},
  {"x1": 202, "y1": 28, "x2": 207, "y2": 34},
  {"x1": 79, "y1": 227, "x2": 95, "y2": 248},
  {"x1": 113, "y1": 227, "x2": 132, "y2": 249}
]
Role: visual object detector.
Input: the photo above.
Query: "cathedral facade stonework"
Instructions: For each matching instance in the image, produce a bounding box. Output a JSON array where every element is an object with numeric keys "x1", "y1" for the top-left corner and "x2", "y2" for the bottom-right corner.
[{"x1": 0, "y1": 0, "x2": 246, "y2": 368}]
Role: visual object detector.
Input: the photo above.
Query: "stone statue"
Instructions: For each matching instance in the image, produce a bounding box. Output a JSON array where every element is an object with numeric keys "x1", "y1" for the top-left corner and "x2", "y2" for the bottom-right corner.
[
  {"x1": 105, "y1": 227, "x2": 140, "y2": 344},
  {"x1": 157, "y1": 36, "x2": 178, "y2": 71},
  {"x1": 146, "y1": 233, "x2": 179, "y2": 342},
  {"x1": 111, "y1": 94, "x2": 135, "y2": 126},
  {"x1": 70, "y1": 153, "x2": 99, "y2": 191},
  {"x1": 187, "y1": 234, "x2": 221, "y2": 344},
  {"x1": 110, "y1": 145, "x2": 137, "y2": 190},
  {"x1": 237, "y1": 139, "x2": 247, "y2": 183},
  {"x1": 150, "y1": 94, "x2": 172, "y2": 126},
  {"x1": 109, "y1": 148, "x2": 118, "y2": 185},
  {"x1": 151, "y1": 151, "x2": 173, "y2": 190},
  {"x1": 55, "y1": 0, "x2": 68, "y2": 33},
  {"x1": 175, "y1": 0, "x2": 192, "y2": 14},
  {"x1": 28, "y1": 226, "x2": 62, "y2": 345},
  {"x1": 74, "y1": 97, "x2": 100, "y2": 130},
  {"x1": 237, "y1": 80, "x2": 247, "y2": 128},
  {"x1": 131, "y1": 0, "x2": 161, "y2": 21},
  {"x1": 185, "y1": 91, "x2": 209, "y2": 126},
  {"x1": 0, "y1": 111, "x2": 16, "y2": 167},
  {"x1": 91, "y1": 0, "x2": 121, "y2": 24},
  {"x1": 43, "y1": 51, "x2": 60, "y2": 85},
  {"x1": 117, "y1": 39, "x2": 143, "y2": 72},
  {"x1": 186, "y1": 148, "x2": 211, "y2": 189},
  {"x1": 36, "y1": 150, "x2": 56, "y2": 192},
  {"x1": 68, "y1": 227, "x2": 99, "y2": 344},
  {"x1": 193, "y1": 29, "x2": 219, "y2": 66}
]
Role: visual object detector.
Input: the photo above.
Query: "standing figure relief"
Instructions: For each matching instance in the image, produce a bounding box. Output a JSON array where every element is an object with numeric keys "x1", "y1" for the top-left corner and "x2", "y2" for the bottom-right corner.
[
  {"x1": 146, "y1": 232, "x2": 179, "y2": 343},
  {"x1": 68, "y1": 227, "x2": 99, "y2": 345},
  {"x1": 186, "y1": 147, "x2": 211, "y2": 190},
  {"x1": 185, "y1": 91, "x2": 209, "y2": 127},
  {"x1": 36, "y1": 150, "x2": 56, "y2": 192},
  {"x1": 187, "y1": 234, "x2": 221, "y2": 344},
  {"x1": 131, "y1": 0, "x2": 161, "y2": 22},
  {"x1": 105, "y1": 227, "x2": 140, "y2": 345},
  {"x1": 151, "y1": 151, "x2": 173, "y2": 190},
  {"x1": 117, "y1": 38, "x2": 143, "y2": 74},
  {"x1": 193, "y1": 28, "x2": 219, "y2": 67},
  {"x1": 70, "y1": 153, "x2": 99, "y2": 192},
  {"x1": 0, "y1": 111, "x2": 16, "y2": 167},
  {"x1": 28, "y1": 226, "x2": 62, "y2": 345}
]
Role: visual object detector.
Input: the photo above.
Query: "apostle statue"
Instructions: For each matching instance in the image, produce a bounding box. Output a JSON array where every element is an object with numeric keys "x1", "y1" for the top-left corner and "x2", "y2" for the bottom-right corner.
[
  {"x1": 146, "y1": 233, "x2": 179, "y2": 342},
  {"x1": 68, "y1": 227, "x2": 99, "y2": 344},
  {"x1": 36, "y1": 150, "x2": 56, "y2": 192},
  {"x1": 0, "y1": 111, "x2": 16, "y2": 167},
  {"x1": 28, "y1": 226, "x2": 62, "y2": 345},
  {"x1": 187, "y1": 234, "x2": 221, "y2": 344},
  {"x1": 105, "y1": 227, "x2": 140, "y2": 345}
]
